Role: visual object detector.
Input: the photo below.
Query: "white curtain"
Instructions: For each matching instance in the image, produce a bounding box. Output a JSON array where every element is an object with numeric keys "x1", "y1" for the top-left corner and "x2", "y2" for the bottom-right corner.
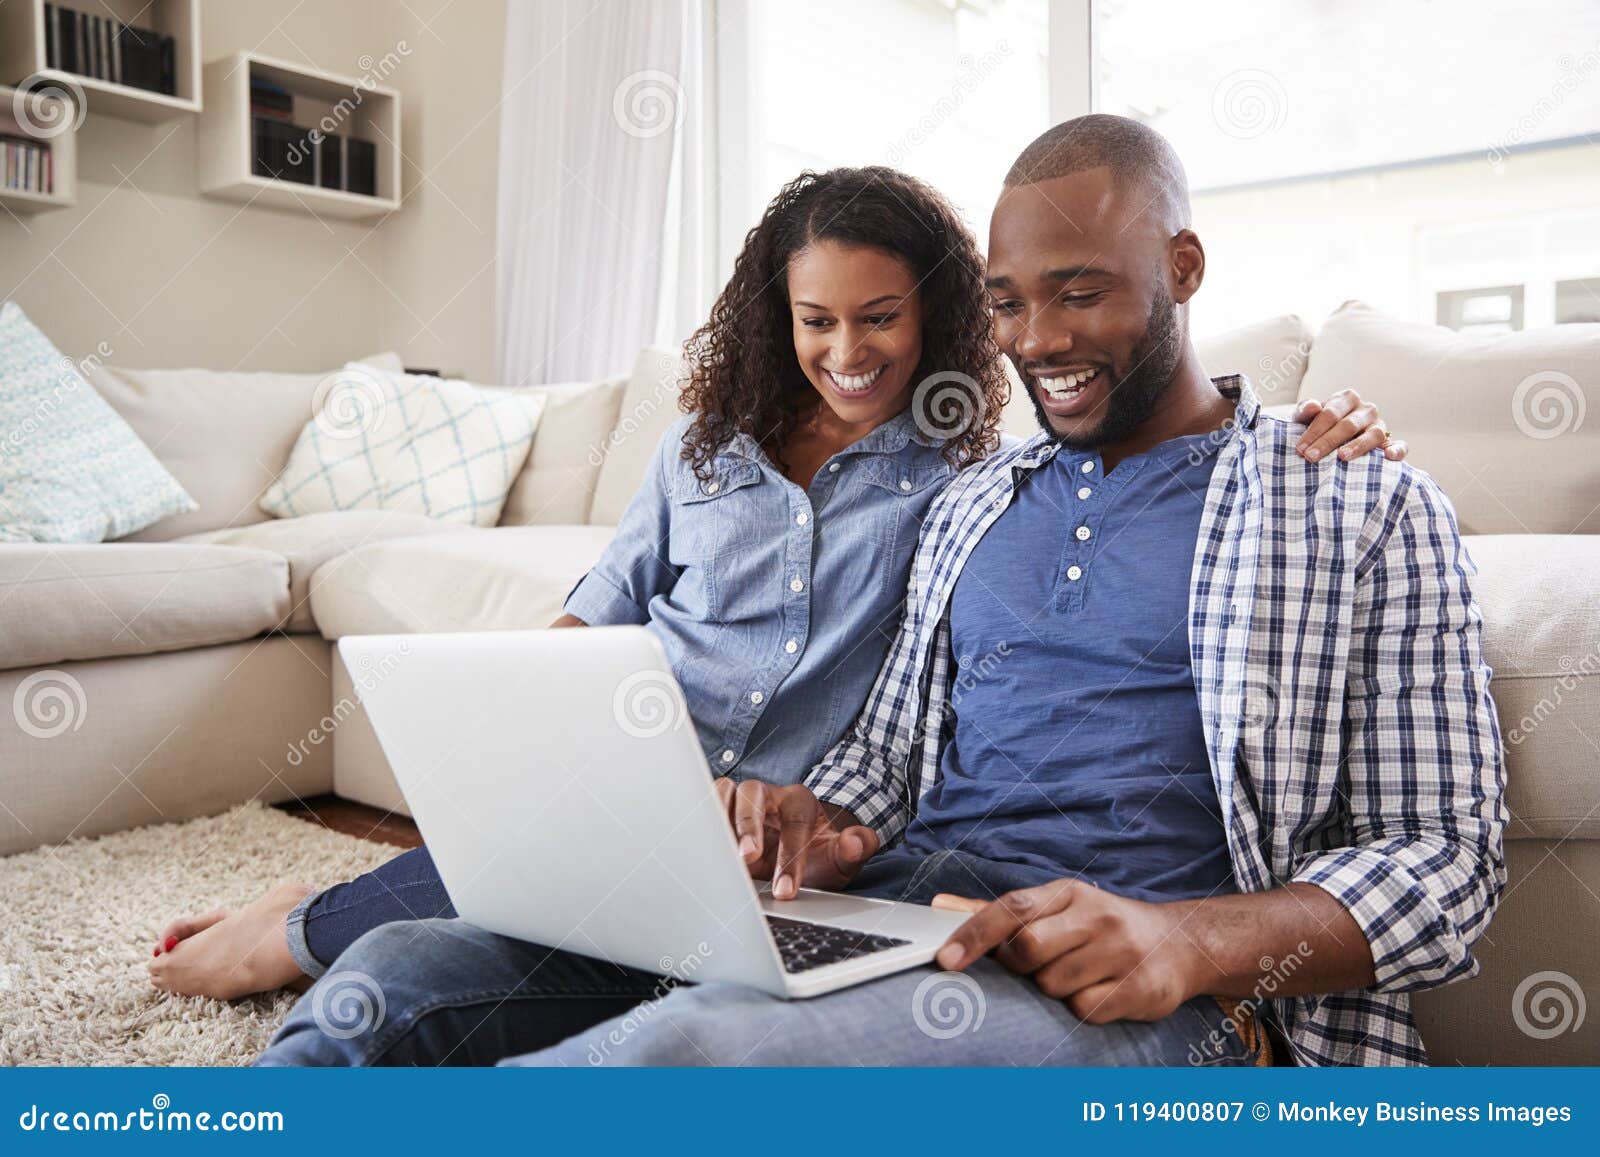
[{"x1": 495, "y1": 0, "x2": 707, "y2": 387}]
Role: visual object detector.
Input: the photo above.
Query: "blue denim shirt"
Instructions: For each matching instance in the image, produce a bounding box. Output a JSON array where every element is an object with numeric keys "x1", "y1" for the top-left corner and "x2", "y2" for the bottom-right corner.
[{"x1": 566, "y1": 411, "x2": 953, "y2": 784}]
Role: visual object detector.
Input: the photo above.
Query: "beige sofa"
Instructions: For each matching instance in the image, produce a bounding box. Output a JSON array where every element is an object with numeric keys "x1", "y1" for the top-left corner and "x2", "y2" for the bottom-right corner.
[{"x1": 1, "y1": 302, "x2": 1595, "y2": 1065}]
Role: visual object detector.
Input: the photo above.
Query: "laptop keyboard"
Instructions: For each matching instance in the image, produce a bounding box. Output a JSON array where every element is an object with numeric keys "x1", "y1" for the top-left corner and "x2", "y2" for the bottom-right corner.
[{"x1": 766, "y1": 914, "x2": 911, "y2": 974}]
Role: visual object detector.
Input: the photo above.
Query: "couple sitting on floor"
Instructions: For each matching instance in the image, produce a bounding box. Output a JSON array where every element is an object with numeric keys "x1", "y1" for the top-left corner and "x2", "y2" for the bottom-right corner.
[{"x1": 148, "y1": 114, "x2": 1504, "y2": 1068}]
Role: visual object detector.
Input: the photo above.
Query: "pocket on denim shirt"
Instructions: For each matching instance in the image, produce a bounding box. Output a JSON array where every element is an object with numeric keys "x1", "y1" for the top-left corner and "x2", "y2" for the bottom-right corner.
[
  {"x1": 668, "y1": 459, "x2": 766, "y2": 559},
  {"x1": 668, "y1": 459, "x2": 780, "y2": 621},
  {"x1": 858, "y1": 461, "x2": 949, "y2": 597}
]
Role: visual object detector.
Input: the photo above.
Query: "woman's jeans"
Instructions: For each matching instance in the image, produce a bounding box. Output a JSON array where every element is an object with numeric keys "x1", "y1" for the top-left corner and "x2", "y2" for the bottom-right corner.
[{"x1": 284, "y1": 846, "x2": 460, "y2": 980}]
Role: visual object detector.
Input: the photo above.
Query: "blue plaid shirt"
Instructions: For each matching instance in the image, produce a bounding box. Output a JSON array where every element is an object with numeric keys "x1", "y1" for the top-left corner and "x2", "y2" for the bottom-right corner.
[{"x1": 808, "y1": 377, "x2": 1507, "y2": 1066}]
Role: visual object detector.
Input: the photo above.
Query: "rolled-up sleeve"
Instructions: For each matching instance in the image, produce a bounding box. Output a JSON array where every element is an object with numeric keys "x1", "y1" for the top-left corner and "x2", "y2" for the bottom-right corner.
[
  {"x1": 1293, "y1": 473, "x2": 1507, "y2": 993},
  {"x1": 564, "y1": 423, "x2": 683, "y2": 626}
]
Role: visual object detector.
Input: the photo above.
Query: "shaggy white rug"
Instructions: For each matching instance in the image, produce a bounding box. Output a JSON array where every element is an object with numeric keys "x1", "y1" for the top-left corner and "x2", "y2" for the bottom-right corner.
[{"x1": 0, "y1": 802, "x2": 397, "y2": 1066}]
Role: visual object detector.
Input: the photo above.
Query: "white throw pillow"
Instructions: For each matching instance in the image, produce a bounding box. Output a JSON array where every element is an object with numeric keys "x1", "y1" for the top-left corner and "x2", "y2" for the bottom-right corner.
[
  {"x1": 1195, "y1": 314, "x2": 1316, "y2": 407},
  {"x1": 1298, "y1": 301, "x2": 1600, "y2": 535},
  {"x1": 0, "y1": 303, "x2": 196, "y2": 543},
  {"x1": 499, "y1": 377, "x2": 629, "y2": 526},
  {"x1": 260, "y1": 365, "x2": 546, "y2": 527}
]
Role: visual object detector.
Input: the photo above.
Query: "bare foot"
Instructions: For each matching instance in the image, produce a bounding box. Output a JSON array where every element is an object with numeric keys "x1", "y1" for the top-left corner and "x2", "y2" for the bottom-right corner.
[{"x1": 148, "y1": 882, "x2": 315, "y2": 1000}]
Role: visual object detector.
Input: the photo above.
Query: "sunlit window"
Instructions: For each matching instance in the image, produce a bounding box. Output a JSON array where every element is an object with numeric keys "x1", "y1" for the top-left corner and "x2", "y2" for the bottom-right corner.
[
  {"x1": 741, "y1": 0, "x2": 1049, "y2": 253},
  {"x1": 1095, "y1": 0, "x2": 1600, "y2": 334}
]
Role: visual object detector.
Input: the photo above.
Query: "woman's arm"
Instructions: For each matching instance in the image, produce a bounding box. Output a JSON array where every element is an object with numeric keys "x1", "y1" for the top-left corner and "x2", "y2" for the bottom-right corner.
[
  {"x1": 562, "y1": 424, "x2": 683, "y2": 627},
  {"x1": 1294, "y1": 388, "x2": 1408, "y2": 461}
]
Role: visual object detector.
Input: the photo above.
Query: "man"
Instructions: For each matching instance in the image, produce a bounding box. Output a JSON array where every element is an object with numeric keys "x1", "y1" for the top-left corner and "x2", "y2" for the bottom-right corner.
[{"x1": 259, "y1": 115, "x2": 1504, "y2": 1067}]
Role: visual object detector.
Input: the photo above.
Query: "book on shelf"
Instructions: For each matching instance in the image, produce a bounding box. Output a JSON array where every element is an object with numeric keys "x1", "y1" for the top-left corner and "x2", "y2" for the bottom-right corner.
[
  {"x1": 251, "y1": 115, "x2": 380, "y2": 198},
  {"x1": 2, "y1": 134, "x2": 55, "y2": 196},
  {"x1": 250, "y1": 78, "x2": 294, "y2": 122},
  {"x1": 42, "y1": 3, "x2": 177, "y2": 96}
]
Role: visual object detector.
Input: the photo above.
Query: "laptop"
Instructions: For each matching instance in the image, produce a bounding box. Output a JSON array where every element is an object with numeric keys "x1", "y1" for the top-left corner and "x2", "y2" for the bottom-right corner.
[{"x1": 340, "y1": 626, "x2": 969, "y2": 999}]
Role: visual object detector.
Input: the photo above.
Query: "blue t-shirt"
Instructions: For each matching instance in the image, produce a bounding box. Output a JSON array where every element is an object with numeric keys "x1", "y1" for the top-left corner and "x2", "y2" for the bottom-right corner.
[{"x1": 901, "y1": 432, "x2": 1236, "y2": 902}]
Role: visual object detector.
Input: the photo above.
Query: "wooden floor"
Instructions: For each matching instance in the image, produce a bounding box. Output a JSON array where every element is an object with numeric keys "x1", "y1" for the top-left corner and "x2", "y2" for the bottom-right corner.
[{"x1": 273, "y1": 794, "x2": 423, "y2": 850}]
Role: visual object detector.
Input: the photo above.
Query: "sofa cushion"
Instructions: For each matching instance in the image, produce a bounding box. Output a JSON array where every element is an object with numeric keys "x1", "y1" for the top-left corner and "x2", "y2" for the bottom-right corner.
[
  {"x1": 178, "y1": 510, "x2": 468, "y2": 634},
  {"x1": 308, "y1": 525, "x2": 617, "y2": 638},
  {"x1": 1195, "y1": 314, "x2": 1315, "y2": 408},
  {"x1": 86, "y1": 352, "x2": 404, "y2": 543},
  {"x1": 1299, "y1": 302, "x2": 1600, "y2": 534},
  {"x1": 0, "y1": 304, "x2": 196, "y2": 543},
  {"x1": 500, "y1": 377, "x2": 628, "y2": 526},
  {"x1": 260, "y1": 365, "x2": 546, "y2": 527},
  {"x1": 589, "y1": 349, "x2": 686, "y2": 526},
  {"x1": 1467, "y1": 534, "x2": 1600, "y2": 841},
  {"x1": 0, "y1": 542, "x2": 288, "y2": 670}
]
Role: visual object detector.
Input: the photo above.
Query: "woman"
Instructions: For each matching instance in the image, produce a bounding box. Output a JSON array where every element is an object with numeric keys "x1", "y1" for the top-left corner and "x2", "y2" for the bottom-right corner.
[{"x1": 149, "y1": 166, "x2": 1400, "y2": 1001}]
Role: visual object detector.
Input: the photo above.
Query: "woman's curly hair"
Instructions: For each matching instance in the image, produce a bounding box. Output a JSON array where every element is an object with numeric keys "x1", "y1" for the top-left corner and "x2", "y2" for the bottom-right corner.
[{"x1": 679, "y1": 166, "x2": 1007, "y2": 478}]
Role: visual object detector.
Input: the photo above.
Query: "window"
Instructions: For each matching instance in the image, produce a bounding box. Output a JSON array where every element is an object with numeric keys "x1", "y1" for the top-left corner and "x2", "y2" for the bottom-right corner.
[
  {"x1": 1093, "y1": 0, "x2": 1600, "y2": 337},
  {"x1": 724, "y1": 0, "x2": 1050, "y2": 264},
  {"x1": 1437, "y1": 286, "x2": 1524, "y2": 334},
  {"x1": 1556, "y1": 277, "x2": 1600, "y2": 324}
]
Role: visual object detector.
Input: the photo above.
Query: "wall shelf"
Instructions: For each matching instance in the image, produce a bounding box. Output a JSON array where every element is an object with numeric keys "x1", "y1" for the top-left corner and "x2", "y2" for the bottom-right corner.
[
  {"x1": 0, "y1": 82, "x2": 77, "y2": 213},
  {"x1": 0, "y1": 0, "x2": 201, "y2": 123},
  {"x1": 197, "y1": 51, "x2": 401, "y2": 221}
]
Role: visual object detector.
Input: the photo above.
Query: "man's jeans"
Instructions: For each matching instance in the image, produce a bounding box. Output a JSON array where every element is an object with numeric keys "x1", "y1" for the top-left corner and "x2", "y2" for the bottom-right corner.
[{"x1": 258, "y1": 848, "x2": 1261, "y2": 1067}]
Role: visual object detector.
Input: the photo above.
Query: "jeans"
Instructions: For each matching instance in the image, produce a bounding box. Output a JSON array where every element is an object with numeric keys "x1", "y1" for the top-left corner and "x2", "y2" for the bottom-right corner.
[
  {"x1": 284, "y1": 846, "x2": 457, "y2": 980},
  {"x1": 259, "y1": 847, "x2": 1264, "y2": 1067}
]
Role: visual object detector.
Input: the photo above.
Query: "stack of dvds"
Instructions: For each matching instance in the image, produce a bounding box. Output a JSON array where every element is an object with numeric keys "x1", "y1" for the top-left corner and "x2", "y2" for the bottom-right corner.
[
  {"x1": 43, "y1": 3, "x2": 176, "y2": 96},
  {"x1": 2, "y1": 136, "x2": 53, "y2": 196}
]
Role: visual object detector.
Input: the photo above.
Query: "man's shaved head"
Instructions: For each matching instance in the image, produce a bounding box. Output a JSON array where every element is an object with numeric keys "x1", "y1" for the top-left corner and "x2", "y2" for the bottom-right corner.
[{"x1": 1004, "y1": 114, "x2": 1191, "y2": 233}]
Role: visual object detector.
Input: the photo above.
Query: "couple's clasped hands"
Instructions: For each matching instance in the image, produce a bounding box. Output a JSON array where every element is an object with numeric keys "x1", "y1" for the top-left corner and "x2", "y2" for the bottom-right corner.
[{"x1": 714, "y1": 780, "x2": 1199, "y2": 1024}]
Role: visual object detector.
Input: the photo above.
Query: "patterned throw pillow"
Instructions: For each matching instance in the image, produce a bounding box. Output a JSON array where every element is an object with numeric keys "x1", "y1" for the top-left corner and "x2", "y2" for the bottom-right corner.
[
  {"x1": 0, "y1": 303, "x2": 196, "y2": 543},
  {"x1": 260, "y1": 364, "x2": 547, "y2": 526}
]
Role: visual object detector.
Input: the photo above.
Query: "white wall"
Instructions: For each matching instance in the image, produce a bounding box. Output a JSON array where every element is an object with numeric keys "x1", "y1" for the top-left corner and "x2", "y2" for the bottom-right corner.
[{"x1": 0, "y1": 0, "x2": 506, "y2": 379}]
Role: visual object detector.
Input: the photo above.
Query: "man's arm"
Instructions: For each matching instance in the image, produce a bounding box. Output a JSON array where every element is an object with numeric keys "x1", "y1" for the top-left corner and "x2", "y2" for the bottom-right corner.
[
  {"x1": 1287, "y1": 469, "x2": 1507, "y2": 991},
  {"x1": 801, "y1": 572, "x2": 942, "y2": 848}
]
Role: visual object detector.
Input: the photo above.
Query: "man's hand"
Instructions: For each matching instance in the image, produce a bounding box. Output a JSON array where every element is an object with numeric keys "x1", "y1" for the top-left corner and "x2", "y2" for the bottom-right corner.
[
  {"x1": 714, "y1": 780, "x2": 879, "y2": 899},
  {"x1": 931, "y1": 880, "x2": 1203, "y2": 1024}
]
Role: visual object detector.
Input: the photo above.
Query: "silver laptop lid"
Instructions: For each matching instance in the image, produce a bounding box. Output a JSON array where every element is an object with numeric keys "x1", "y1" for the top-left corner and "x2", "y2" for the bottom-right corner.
[{"x1": 339, "y1": 628, "x2": 786, "y2": 994}]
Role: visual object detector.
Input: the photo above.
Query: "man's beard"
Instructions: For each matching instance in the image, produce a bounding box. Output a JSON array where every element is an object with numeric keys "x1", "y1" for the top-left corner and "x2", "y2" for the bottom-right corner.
[{"x1": 1026, "y1": 289, "x2": 1183, "y2": 450}]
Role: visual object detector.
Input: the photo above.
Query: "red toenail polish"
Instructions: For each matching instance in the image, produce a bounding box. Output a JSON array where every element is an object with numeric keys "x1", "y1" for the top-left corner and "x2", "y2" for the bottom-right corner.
[
  {"x1": 153, "y1": 947, "x2": 161, "y2": 956},
  {"x1": 163, "y1": 936, "x2": 178, "y2": 951}
]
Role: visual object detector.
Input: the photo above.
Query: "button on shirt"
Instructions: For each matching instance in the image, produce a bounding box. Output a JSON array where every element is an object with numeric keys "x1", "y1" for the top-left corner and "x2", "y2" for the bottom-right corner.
[
  {"x1": 902, "y1": 433, "x2": 1235, "y2": 902},
  {"x1": 565, "y1": 413, "x2": 952, "y2": 784}
]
